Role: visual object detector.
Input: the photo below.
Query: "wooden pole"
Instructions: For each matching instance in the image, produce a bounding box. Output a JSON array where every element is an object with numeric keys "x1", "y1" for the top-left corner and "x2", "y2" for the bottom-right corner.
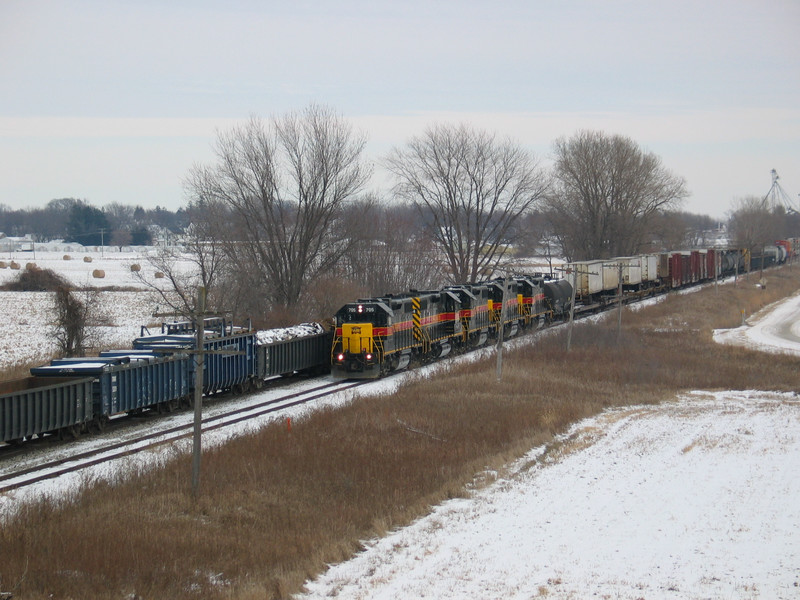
[
  {"x1": 496, "y1": 277, "x2": 508, "y2": 381},
  {"x1": 191, "y1": 286, "x2": 206, "y2": 501},
  {"x1": 616, "y1": 262, "x2": 623, "y2": 344},
  {"x1": 566, "y1": 268, "x2": 578, "y2": 352}
]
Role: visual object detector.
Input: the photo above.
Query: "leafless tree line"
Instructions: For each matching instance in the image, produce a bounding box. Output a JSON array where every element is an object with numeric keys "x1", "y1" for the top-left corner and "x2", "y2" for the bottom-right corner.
[{"x1": 155, "y1": 104, "x2": 786, "y2": 326}]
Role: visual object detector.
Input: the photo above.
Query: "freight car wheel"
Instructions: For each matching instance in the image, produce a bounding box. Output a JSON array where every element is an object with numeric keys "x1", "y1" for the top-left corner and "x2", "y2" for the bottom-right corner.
[
  {"x1": 59, "y1": 425, "x2": 81, "y2": 440},
  {"x1": 91, "y1": 415, "x2": 107, "y2": 433}
]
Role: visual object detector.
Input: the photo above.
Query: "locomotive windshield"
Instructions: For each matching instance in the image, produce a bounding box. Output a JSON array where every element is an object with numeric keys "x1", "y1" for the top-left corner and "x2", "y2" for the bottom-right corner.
[{"x1": 337, "y1": 303, "x2": 389, "y2": 326}]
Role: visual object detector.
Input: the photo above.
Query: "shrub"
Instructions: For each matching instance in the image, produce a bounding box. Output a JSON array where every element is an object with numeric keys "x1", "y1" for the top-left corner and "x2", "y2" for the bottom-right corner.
[{"x1": 1, "y1": 268, "x2": 70, "y2": 291}]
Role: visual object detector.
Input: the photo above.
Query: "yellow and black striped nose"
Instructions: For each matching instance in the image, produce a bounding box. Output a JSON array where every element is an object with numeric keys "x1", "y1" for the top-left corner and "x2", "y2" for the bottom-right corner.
[{"x1": 412, "y1": 297, "x2": 422, "y2": 342}]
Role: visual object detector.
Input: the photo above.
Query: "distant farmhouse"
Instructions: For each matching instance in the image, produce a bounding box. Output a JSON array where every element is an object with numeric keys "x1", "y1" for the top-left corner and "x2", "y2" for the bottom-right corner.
[{"x1": 0, "y1": 233, "x2": 35, "y2": 252}]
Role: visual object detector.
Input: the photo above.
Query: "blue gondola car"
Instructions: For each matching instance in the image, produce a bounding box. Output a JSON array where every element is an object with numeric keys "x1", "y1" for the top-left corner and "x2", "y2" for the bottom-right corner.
[
  {"x1": 0, "y1": 375, "x2": 95, "y2": 443},
  {"x1": 31, "y1": 353, "x2": 190, "y2": 418},
  {"x1": 133, "y1": 320, "x2": 258, "y2": 394}
]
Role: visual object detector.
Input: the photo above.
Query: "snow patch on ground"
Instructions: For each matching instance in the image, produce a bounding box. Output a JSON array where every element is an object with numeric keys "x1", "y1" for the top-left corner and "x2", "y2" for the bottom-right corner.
[
  {"x1": 298, "y1": 392, "x2": 800, "y2": 600},
  {"x1": 713, "y1": 290, "x2": 800, "y2": 357}
]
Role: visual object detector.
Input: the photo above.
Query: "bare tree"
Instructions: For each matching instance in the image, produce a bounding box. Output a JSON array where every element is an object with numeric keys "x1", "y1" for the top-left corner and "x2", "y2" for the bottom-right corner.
[
  {"x1": 338, "y1": 199, "x2": 445, "y2": 295},
  {"x1": 385, "y1": 123, "x2": 549, "y2": 283},
  {"x1": 134, "y1": 200, "x2": 228, "y2": 317},
  {"x1": 4, "y1": 267, "x2": 100, "y2": 357},
  {"x1": 52, "y1": 285, "x2": 100, "y2": 357},
  {"x1": 184, "y1": 104, "x2": 371, "y2": 312},
  {"x1": 728, "y1": 195, "x2": 782, "y2": 271},
  {"x1": 546, "y1": 130, "x2": 688, "y2": 260}
]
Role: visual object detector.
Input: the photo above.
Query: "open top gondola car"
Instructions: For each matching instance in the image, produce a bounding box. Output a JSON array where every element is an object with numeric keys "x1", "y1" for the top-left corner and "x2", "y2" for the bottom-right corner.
[
  {"x1": 133, "y1": 318, "x2": 257, "y2": 395},
  {"x1": 0, "y1": 375, "x2": 95, "y2": 443},
  {"x1": 31, "y1": 352, "x2": 191, "y2": 419},
  {"x1": 257, "y1": 328, "x2": 333, "y2": 380}
]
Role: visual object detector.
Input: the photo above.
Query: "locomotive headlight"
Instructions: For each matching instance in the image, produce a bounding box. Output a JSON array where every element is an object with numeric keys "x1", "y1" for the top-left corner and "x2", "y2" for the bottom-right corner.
[
  {"x1": 357, "y1": 304, "x2": 364, "y2": 313},
  {"x1": 336, "y1": 353, "x2": 345, "y2": 362},
  {"x1": 365, "y1": 353, "x2": 373, "y2": 360}
]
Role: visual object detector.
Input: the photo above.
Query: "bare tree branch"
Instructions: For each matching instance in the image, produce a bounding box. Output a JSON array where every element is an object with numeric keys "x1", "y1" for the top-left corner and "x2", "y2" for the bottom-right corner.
[
  {"x1": 184, "y1": 105, "x2": 371, "y2": 311},
  {"x1": 385, "y1": 123, "x2": 549, "y2": 283},
  {"x1": 545, "y1": 130, "x2": 688, "y2": 261}
]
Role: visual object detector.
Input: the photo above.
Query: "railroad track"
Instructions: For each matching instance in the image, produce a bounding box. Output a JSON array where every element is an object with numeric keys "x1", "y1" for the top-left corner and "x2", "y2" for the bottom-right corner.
[{"x1": 0, "y1": 379, "x2": 367, "y2": 494}]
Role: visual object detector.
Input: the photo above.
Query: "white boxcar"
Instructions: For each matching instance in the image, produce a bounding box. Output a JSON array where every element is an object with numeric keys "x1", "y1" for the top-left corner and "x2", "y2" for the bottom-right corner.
[
  {"x1": 565, "y1": 260, "x2": 619, "y2": 296},
  {"x1": 615, "y1": 256, "x2": 642, "y2": 286},
  {"x1": 641, "y1": 254, "x2": 659, "y2": 282},
  {"x1": 602, "y1": 261, "x2": 620, "y2": 290}
]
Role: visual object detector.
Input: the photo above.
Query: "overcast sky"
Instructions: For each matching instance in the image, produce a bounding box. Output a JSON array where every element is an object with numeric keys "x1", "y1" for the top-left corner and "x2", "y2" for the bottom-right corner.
[{"x1": 1, "y1": 0, "x2": 798, "y2": 219}]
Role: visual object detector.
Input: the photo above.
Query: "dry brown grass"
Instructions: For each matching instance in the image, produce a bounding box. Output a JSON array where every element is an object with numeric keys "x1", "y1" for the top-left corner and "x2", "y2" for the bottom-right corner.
[{"x1": 2, "y1": 266, "x2": 800, "y2": 599}]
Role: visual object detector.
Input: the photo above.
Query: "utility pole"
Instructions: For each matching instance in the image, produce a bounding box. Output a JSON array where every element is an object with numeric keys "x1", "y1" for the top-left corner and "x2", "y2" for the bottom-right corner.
[
  {"x1": 616, "y1": 262, "x2": 624, "y2": 345},
  {"x1": 153, "y1": 286, "x2": 242, "y2": 502},
  {"x1": 566, "y1": 267, "x2": 578, "y2": 352},
  {"x1": 192, "y1": 286, "x2": 206, "y2": 500},
  {"x1": 496, "y1": 277, "x2": 508, "y2": 381}
]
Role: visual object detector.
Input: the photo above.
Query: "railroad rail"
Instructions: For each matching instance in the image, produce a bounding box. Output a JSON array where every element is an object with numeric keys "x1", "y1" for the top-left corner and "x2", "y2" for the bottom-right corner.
[{"x1": 0, "y1": 379, "x2": 366, "y2": 495}]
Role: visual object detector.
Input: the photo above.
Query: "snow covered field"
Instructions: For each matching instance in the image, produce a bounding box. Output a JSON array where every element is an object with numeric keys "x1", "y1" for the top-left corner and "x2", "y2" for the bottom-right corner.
[
  {"x1": 297, "y1": 297, "x2": 800, "y2": 600},
  {"x1": 0, "y1": 250, "x2": 175, "y2": 370},
  {"x1": 0, "y1": 290, "x2": 160, "y2": 370},
  {"x1": 0, "y1": 248, "x2": 163, "y2": 289}
]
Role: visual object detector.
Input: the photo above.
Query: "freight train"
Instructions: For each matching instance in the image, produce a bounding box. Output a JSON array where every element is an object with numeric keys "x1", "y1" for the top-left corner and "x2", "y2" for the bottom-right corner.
[
  {"x1": 1, "y1": 240, "x2": 795, "y2": 445},
  {"x1": 330, "y1": 243, "x2": 795, "y2": 379}
]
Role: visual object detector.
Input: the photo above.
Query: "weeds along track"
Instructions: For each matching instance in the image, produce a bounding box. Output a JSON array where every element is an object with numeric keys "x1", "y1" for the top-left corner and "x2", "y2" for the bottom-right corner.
[{"x1": 0, "y1": 380, "x2": 366, "y2": 494}]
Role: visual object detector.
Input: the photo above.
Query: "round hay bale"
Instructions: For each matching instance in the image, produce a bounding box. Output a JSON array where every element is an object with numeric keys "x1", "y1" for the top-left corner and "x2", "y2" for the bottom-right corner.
[
  {"x1": 0, "y1": 261, "x2": 7, "y2": 269},
  {"x1": 63, "y1": 254, "x2": 71, "y2": 261},
  {"x1": 10, "y1": 261, "x2": 20, "y2": 270},
  {"x1": 83, "y1": 256, "x2": 93, "y2": 263},
  {"x1": 130, "y1": 263, "x2": 141, "y2": 272},
  {"x1": 92, "y1": 269, "x2": 106, "y2": 279},
  {"x1": 154, "y1": 271, "x2": 165, "y2": 279},
  {"x1": 25, "y1": 262, "x2": 37, "y2": 271}
]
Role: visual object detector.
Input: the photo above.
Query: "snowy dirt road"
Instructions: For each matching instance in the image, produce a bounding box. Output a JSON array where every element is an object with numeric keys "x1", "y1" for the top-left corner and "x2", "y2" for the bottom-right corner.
[
  {"x1": 298, "y1": 298, "x2": 800, "y2": 599},
  {"x1": 714, "y1": 290, "x2": 800, "y2": 354}
]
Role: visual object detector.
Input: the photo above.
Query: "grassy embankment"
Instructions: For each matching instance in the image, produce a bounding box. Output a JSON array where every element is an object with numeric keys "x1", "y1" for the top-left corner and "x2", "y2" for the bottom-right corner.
[{"x1": 2, "y1": 267, "x2": 800, "y2": 599}]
